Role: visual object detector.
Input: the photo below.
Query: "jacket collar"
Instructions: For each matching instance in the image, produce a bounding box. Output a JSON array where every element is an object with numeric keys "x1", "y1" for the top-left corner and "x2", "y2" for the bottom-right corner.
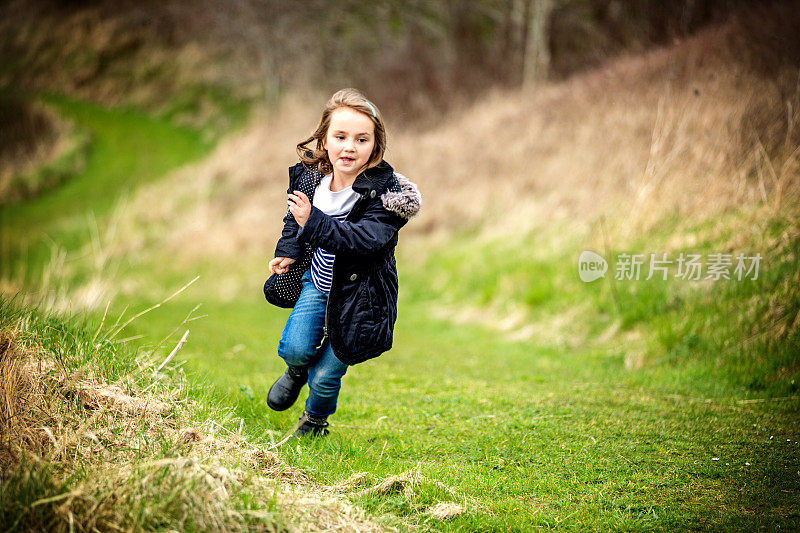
[
  {"x1": 295, "y1": 160, "x2": 394, "y2": 195},
  {"x1": 352, "y1": 160, "x2": 394, "y2": 194}
]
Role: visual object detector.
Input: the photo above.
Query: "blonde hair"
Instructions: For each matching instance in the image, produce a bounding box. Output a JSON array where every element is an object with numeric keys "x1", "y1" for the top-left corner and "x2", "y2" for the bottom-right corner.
[{"x1": 297, "y1": 88, "x2": 387, "y2": 175}]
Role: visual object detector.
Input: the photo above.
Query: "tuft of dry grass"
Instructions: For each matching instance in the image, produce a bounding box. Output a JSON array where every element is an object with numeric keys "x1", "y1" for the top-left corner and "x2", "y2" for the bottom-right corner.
[
  {"x1": 325, "y1": 471, "x2": 372, "y2": 493},
  {"x1": 0, "y1": 330, "x2": 175, "y2": 474},
  {"x1": 427, "y1": 501, "x2": 467, "y2": 521},
  {"x1": 323, "y1": 466, "x2": 473, "y2": 525},
  {"x1": 0, "y1": 328, "x2": 32, "y2": 472}
]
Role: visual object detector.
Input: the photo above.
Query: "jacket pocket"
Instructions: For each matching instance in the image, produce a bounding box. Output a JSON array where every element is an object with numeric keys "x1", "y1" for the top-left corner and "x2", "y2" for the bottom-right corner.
[{"x1": 357, "y1": 276, "x2": 377, "y2": 324}]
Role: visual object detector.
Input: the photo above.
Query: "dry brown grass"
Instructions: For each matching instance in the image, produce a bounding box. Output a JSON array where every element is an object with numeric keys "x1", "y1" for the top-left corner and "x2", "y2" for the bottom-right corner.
[
  {"x1": 427, "y1": 502, "x2": 467, "y2": 521},
  {"x1": 0, "y1": 326, "x2": 175, "y2": 474},
  {"x1": 322, "y1": 467, "x2": 472, "y2": 524},
  {"x1": 0, "y1": 318, "x2": 400, "y2": 531},
  {"x1": 100, "y1": 3, "x2": 800, "y2": 271},
  {"x1": 388, "y1": 4, "x2": 800, "y2": 245}
]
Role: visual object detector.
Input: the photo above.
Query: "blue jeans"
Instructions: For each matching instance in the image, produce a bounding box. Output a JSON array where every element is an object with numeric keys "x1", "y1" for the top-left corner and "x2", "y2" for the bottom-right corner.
[{"x1": 277, "y1": 269, "x2": 348, "y2": 418}]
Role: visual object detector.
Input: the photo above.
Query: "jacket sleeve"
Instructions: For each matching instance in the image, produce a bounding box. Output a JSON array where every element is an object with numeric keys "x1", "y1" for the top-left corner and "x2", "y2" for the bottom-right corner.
[
  {"x1": 295, "y1": 198, "x2": 407, "y2": 256},
  {"x1": 273, "y1": 179, "x2": 302, "y2": 260}
]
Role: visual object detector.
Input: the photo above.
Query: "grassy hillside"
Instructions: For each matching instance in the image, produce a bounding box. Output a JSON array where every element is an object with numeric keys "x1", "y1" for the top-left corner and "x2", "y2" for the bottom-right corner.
[
  {"x1": 0, "y1": 298, "x2": 403, "y2": 532},
  {"x1": 0, "y1": 94, "x2": 213, "y2": 312},
  {"x1": 2, "y1": 3, "x2": 800, "y2": 531},
  {"x1": 0, "y1": 94, "x2": 91, "y2": 205}
]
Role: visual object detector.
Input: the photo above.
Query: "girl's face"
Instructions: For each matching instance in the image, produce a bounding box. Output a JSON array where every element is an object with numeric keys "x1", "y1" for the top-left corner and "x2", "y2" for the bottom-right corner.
[{"x1": 323, "y1": 106, "x2": 376, "y2": 180}]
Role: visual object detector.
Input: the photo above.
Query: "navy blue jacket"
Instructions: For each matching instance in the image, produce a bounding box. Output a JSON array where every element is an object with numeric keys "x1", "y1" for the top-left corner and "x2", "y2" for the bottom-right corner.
[{"x1": 264, "y1": 160, "x2": 421, "y2": 365}]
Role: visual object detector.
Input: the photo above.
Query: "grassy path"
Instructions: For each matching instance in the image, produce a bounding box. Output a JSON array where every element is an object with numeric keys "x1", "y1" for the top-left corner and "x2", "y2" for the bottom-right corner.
[
  {"x1": 0, "y1": 94, "x2": 212, "y2": 278},
  {"x1": 114, "y1": 277, "x2": 799, "y2": 530},
  {"x1": 106, "y1": 234, "x2": 799, "y2": 530}
]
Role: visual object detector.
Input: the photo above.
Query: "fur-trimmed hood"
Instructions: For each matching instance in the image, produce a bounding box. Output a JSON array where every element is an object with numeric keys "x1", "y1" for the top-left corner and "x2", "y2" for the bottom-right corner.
[{"x1": 381, "y1": 172, "x2": 422, "y2": 219}]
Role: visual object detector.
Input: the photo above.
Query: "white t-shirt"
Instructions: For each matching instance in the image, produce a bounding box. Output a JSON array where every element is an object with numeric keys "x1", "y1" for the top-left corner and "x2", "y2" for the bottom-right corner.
[{"x1": 310, "y1": 173, "x2": 360, "y2": 294}]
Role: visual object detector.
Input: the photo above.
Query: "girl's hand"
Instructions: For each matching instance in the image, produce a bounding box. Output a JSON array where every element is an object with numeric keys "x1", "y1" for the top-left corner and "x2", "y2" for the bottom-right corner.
[
  {"x1": 288, "y1": 190, "x2": 312, "y2": 227},
  {"x1": 269, "y1": 256, "x2": 295, "y2": 275}
]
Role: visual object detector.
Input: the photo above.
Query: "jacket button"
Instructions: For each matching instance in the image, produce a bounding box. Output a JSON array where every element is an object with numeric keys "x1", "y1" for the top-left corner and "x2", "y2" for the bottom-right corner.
[
  {"x1": 350, "y1": 273, "x2": 358, "y2": 281},
  {"x1": 370, "y1": 190, "x2": 377, "y2": 198}
]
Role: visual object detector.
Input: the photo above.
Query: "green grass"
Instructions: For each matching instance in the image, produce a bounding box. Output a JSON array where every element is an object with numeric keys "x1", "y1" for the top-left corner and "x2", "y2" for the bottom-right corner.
[
  {"x1": 0, "y1": 93, "x2": 214, "y2": 282},
  {"x1": 2, "y1": 93, "x2": 799, "y2": 530},
  {"x1": 4, "y1": 289, "x2": 799, "y2": 530},
  {"x1": 96, "y1": 207, "x2": 798, "y2": 528}
]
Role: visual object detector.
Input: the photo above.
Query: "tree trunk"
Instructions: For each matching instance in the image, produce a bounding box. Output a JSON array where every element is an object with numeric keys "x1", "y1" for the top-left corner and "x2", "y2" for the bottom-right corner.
[{"x1": 522, "y1": 0, "x2": 553, "y2": 88}]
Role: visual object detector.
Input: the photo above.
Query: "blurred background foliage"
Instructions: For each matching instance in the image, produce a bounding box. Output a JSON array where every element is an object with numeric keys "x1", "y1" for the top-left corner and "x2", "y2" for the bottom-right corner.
[{"x1": 0, "y1": 0, "x2": 763, "y2": 126}]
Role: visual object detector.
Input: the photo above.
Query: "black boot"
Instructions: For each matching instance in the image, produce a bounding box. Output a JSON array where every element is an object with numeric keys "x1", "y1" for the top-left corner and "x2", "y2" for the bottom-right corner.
[
  {"x1": 294, "y1": 411, "x2": 329, "y2": 437},
  {"x1": 267, "y1": 366, "x2": 307, "y2": 411}
]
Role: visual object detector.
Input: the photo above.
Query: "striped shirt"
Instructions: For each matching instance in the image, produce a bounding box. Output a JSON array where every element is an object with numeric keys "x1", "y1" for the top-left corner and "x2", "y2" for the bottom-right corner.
[{"x1": 310, "y1": 173, "x2": 360, "y2": 294}]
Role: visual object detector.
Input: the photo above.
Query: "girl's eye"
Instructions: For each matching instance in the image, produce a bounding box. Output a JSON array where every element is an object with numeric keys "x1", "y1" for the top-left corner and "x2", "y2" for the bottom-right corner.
[
  {"x1": 358, "y1": 138, "x2": 367, "y2": 143},
  {"x1": 335, "y1": 135, "x2": 344, "y2": 140}
]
